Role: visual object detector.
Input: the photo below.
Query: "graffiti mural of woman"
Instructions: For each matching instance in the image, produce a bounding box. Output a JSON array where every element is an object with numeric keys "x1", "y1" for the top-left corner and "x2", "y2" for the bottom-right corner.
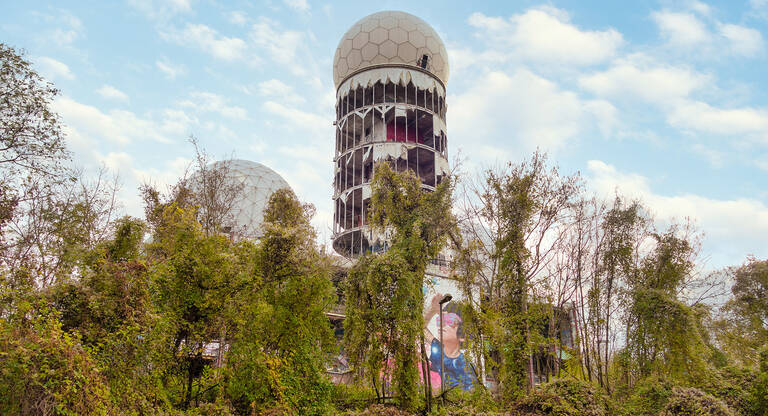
[{"x1": 423, "y1": 293, "x2": 473, "y2": 391}]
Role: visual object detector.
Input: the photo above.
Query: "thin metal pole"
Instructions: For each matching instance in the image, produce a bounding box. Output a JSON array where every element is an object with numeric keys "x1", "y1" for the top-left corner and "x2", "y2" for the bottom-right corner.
[{"x1": 440, "y1": 303, "x2": 445, "y2": 403}]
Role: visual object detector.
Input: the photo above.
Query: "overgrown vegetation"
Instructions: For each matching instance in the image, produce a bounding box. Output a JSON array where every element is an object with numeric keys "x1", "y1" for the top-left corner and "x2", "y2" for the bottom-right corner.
[{"x1": 1, "y1": 42, "x2": 768, "y2": 416}]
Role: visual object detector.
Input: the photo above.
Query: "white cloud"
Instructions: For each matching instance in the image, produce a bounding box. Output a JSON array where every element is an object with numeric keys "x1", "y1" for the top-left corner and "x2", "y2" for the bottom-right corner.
[
  {"x1": 691, "y1": 143, "x2": 725, "y2": 168},
  {"x1": 587, "y1": 160, "x2": 768, "y2": 267},
  {"x1": 156, "y1": 59, "x2": 186, "y2": 79},
  {"x1": 667, "y1": 100, "x2": 768, "y2": 140},
  {"x1": 159, "y1": 109, "x2": 197, "y2": 136},
  {"x1": 283, "y1": 0, "x2": 310, "y2": 14},
  {"x1": 96, "y1": 85, "x2": 129, "y2": 102},
  {"x1": 580, "y1": 55, "x2": 768, "y2": 141},
  {"x1": 163, "y1": 24, "x2": 247, "y2": 61},
  {"x1": 467, "y1": 7, "x2": 623, "y2": 66},
  {"x1": 51, "y1": 16, "x2": 82, "y2": 46},
  {"x1": 718, "y1": 23, "x2": 764, "y2": 56},
  {"x1": 249, "y1": 18, "x2": 307, "y2": 74},
  {"x1": 688, "y1": 1, "x2": 712, "y2": 16},
  {"x1": 277, "y1": 144, "x2": 330, "y2": 165},
  {"x1": 450, "y1": 70, "x2": 616, "y2": 155},
  {"x1": 652, "y1": 10, "x2": 764, "y2": 57},
  {"x1": 35, "y1": 56, "x2": 75, "y2": 80},
  {"x1": 129, "y1": 0, "x2": 191, "y2": 20},
  {"x1": 254, "y1": 79, "x2": 305, "y2": 104},
  {"x1": 227, "y1": 11, "x2": 249, "y2": 25},
  {"x1": 579, "y1": 55, "x2": 710, "y2": 104},
  {"x1": 262, "y1": 100, "x2": 330, "y2": 136},
  {"x1": 32, "y1": 9, "x2": 83, "y2": 47},
  {"x1": 652, "y1": 11, "x2": 711, "y2": 47},
  {"x1": 178, "y1": 92, "x2": 249, "y2": 120},
  {"x1": 53, "y1": 97, "x2": 180, "y2": 147}
]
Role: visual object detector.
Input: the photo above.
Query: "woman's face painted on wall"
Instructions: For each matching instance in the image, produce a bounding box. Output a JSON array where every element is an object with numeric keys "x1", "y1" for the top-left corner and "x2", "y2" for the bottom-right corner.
[{"x1": 437, "y1": 313, "x2": 461, "y2": 342}]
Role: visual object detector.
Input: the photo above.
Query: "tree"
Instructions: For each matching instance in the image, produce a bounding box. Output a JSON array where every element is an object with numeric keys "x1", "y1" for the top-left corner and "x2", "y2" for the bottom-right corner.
[
  {"x1": 0, "y1": 43, "x2": 68, "y2": 178},
  {"x1": 0, "y1": 43, "x2": 99, "y2": 292},
  {"x1": 46, "y1": 217, "x2": 158, "y2": 412},
  {"x1": 623, "y1": 223, "x2": 709, "y2": 384},
  {"x1": 716, "y1": 258, "x2": 768, "y2": 367},
  {"x1": 0, "y1": 305, "x2": 111, "y2": 416},
  {"x1": 452, "y1": 152, "x2": 580, "y2": 400},
  {"x1": 146, "y1": 204, "x2": 245, "y2": 409},
  {"x1": 590, "y1": 197, "x2": 647, "y2": 391},
  {"x1": 344, "y1": 163, "x2": 454, "y2": 411},
  {"x1": 226, "y1": 189, "x2": 335, "y2": 415},
  {"x1": 141, "y1": 138, "x2": 243, "y2": 239}
]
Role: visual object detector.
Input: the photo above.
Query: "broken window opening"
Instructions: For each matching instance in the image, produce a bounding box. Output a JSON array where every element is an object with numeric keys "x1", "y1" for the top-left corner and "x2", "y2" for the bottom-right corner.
[
  {"x1": 384, "y1": 81, "x2": 395, "y2": 103},
  {"x1": 373, "y1": 81, "x2": 384, "y2": 104},
  {"x1": 396, "y1": 82, "x2": 405, "y2": 103},
  {"x1": 364, "y1": 85, "x2": 373, "y2": 106},
  {"x1": 406, "y1": 81, "x2": 416, "y2": 106},
  {"x1": 362, "y1": 198, "x2": 370, "y2": 226},
  {"x1": 417, "y1": 110, "x2": 433, "y2": 147},
  {"x1": 417, "y1": 147, "x2": 435, "y2": 187},
  {"x1": 363, "y1": 110, "x2": 374, "y2": 143},
  {"x1": 419, "y1": 54, "x2": 429, "y2": 69},
  {"x1": 363, "y1": 146, "x2": 373, "y2": 183},
  {"x1": 354, "y1": 86, "x2": 364, "y2": 112}
]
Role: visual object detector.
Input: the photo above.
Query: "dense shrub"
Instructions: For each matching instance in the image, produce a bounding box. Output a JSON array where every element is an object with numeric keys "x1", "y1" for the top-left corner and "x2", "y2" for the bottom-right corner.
[
  {"x1": 330, "y1": 383, "x2": 378, "y2": 412},
  {"x1": 658, "y1": 387, "x2": 735, "y2": 416},
  {"x1": 698, "y1": 366, "x2": 758, "y2": 415},
  {"x1": 340, "y1": 404, "x2": 414, "y2": 416},
  {"x1": 510, "y1": 378, "x2": 609, "y2": 416},
  {"x1": 619, "y1": 376, "x2": 674, "y2": 416},
  {"x1": 746, "y1": 346, "x2": 768, "y2": 416},
  {"x1": 0, "y1": 309, "x2": 111, "y2": 415}
]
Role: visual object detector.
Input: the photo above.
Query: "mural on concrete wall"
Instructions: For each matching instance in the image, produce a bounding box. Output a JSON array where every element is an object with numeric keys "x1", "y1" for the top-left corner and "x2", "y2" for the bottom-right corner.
[{"x1": 421, "y1": 277, "x2": 475, "y2": 391}]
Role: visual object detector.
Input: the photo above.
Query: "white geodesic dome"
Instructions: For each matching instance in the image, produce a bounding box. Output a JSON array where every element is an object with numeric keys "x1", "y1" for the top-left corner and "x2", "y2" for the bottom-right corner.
[
  {"x1": 333, "y1": 10, "x2": 450, "y2": 88},
  {"x1": 195, "y1": 159, "x2": 292, "y2": 239}
]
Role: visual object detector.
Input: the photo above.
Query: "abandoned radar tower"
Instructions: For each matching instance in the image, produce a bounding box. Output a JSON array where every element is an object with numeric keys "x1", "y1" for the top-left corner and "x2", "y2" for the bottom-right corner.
[{"x1": 332, "y1": 10, "x2": 450, "y2": 257}]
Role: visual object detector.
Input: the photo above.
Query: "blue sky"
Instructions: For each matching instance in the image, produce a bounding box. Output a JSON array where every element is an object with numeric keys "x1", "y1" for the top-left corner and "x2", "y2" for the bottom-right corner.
[{"x1": 2, "y1": 0, "x2": 767, "y2": 269}]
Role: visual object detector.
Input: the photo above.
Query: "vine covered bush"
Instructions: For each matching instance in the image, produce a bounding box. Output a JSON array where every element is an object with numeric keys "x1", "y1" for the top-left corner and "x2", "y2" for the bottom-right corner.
[
  {"x1": 510, "y1": 378, "x2": 610, "y2": 416},
  {"x1": 658, "y1": 387, "x2": 735, "y2": 416},
  {"x1": 0, "y1": 307, "x2": 111, "y2": 415}
]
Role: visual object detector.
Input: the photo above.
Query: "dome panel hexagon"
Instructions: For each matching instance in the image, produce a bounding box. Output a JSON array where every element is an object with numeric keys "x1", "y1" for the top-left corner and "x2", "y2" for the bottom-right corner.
[
  {"x1": 352, "y1": 31, "x2": 369, "y2": 49},
  {"x1": 333, "y1": 10, "x2": 450, "y2": 88}
]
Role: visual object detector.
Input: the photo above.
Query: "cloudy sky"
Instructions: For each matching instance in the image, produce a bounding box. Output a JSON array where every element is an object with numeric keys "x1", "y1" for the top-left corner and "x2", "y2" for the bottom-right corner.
[{"x1": 2, "y1": 0, "x2": 767, "y2": 269}]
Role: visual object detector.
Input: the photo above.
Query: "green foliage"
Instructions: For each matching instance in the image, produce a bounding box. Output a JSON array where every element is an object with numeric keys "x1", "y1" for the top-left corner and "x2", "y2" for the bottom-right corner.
[
  {"x1": 225, "y1": 189, "x2": 335, "y2": 415},
  {"x1": 511, "y1": 378, "x2": 609, "y2": 416},
  {"x1": 716, "y1": 258, "x2": 768, "y2": 367},
  {"x1": 658, "y1": 387, "x2": 735, "y2": 416},
  {"x1": 624, "y1": 289, "x2": 708, "y2": 381},
  {"x1": 747, "y1": 346, "x2": 768, "y2": 416},
  {"x1": 344, "y1": 163, "x2": 454, "y2": 411},
  {"x1": 331, "y1": 383, "x2": 378, "y2": 412},
  {"x1": 0, "y1": 307, "x2": 111, "y2": 415},
  {"x1": 0, "y1": 43, "x2": 68, "y2": 177},
  {"x1": 453, "y1": 153, "x2": 581, "y2": 400},
  {"x1": 43, "y1": 217, "x2": 159, "y2": 413},
  {"x1": 697, "y1": 366, "x2": 758, "y2": 416},
  {"x1": 49, "y1": 217, "x2": 150, "y2": 346},
  {"x1": 147, "y1": 204, "x2": 248, "y2": 408},
  {"x1": 617, "y1": 376, "x2": 673, "y2": 416},
  {"x1": 439, "y1": 387, "x2": 501, "y2": 415},
  {"x1": 622, "y1": 226, "x2": 709, "y2": 386}
]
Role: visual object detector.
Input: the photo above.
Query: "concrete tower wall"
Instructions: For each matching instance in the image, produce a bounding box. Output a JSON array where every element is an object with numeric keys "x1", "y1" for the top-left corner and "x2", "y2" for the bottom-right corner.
[
  {"x1": 332, "y1": 68, "x2": 449, "y2": 256},
  {"x1": 331, "y1": 11, "x2": 451, "y2": 258}
]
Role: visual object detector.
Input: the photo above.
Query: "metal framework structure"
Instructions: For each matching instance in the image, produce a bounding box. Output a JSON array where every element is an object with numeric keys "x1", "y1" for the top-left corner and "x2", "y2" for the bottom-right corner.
[{"x1": 331, "y1": 11, "x2": 451, "y2": 257}]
